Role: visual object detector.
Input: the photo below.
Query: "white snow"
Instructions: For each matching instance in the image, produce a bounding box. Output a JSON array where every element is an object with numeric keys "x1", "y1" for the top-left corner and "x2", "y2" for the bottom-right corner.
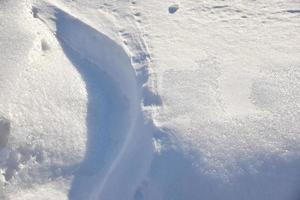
[{"x1": 1, "y1": 0, "x2": 300, "y2": 199}]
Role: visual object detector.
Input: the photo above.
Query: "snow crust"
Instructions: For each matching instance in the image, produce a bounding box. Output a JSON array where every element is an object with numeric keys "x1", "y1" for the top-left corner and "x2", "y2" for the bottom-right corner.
[{"x1": 0, "y1": 0, "x2": 300, "y2": 199}]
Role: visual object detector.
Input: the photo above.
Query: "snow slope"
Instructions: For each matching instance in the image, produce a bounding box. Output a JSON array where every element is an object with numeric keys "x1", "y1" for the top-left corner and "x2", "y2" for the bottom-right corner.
[{"x1": 1, "y1": 0, "x2": 300, "y2": 199}]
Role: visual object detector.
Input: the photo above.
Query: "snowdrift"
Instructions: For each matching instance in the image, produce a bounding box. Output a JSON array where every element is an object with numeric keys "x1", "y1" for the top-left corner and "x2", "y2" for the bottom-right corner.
[{"x1": 33, "y1": 4, "x2": 154, "y2": 199}]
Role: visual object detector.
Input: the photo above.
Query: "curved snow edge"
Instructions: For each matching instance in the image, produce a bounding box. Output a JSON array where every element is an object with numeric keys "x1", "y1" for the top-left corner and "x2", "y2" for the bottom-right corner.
[{"x1": 33, "y1": 3, "x2": 153, "y2": 200}]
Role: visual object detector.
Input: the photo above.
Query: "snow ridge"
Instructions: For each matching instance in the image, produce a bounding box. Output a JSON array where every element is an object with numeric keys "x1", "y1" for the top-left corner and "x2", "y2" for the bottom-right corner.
[{"x1": 33, "y1": 2, "x2": 154, "y2": 200}]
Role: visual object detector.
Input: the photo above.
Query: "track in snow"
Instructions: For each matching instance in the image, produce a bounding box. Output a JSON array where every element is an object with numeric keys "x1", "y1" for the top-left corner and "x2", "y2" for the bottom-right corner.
[{"x1": 34, "y1": 4, "x2": 154, "y2": 200}]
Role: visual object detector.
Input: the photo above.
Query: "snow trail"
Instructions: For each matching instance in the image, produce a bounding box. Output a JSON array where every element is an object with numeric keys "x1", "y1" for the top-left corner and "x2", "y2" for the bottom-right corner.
[{"x1": 32, "y1": 3, "x2": 154, "y2": 199}]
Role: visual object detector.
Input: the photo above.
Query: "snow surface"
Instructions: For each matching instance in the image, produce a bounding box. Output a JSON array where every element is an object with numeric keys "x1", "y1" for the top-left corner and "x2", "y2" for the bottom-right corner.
[{"x1": 0, "y1": 0, "x2": 300, "y2": 199}]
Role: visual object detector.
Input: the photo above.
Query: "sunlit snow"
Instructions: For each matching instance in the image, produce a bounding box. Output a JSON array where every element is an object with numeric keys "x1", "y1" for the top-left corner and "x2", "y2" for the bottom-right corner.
[{"x1": 0, "y1": 0, "x2": 300, "y2": 199}]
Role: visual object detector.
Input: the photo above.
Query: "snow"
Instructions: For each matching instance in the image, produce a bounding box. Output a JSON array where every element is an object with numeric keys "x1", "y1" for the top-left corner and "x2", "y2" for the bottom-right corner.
[
  {"x1": 1, "y1": 0, "x2": 300, "y2": 199},
  {"x1": 0, "y1": 118, "x2": 10, "y2": 149}
]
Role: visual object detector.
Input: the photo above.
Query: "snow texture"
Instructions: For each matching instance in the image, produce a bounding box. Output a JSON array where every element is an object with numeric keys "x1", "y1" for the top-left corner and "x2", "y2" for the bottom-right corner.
[
  {"x1": 0, "y1": 118, "x2": 10, "y2": 149},
  {"x1": 0, "y1": 0, "x2": 300, "y2": 199}
]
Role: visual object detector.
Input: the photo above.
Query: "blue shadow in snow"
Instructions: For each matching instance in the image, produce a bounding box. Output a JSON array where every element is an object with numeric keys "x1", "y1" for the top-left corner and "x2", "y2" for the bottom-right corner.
[{"x1": 53, "y1": 9, "x2": 131, "y2": 200}]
